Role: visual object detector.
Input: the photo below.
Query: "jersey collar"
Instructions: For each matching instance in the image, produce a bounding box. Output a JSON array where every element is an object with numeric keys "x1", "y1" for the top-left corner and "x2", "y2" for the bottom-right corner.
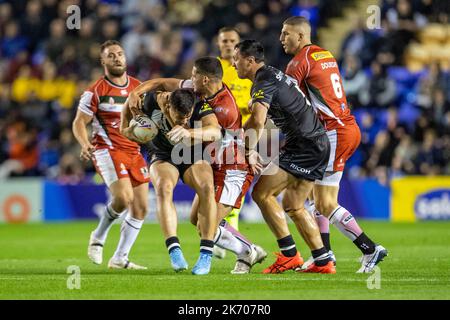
[
  {"x1": 205, "y1": 84, "x2": 225, "y2": 102},
  {"x1": 104, "y1": 75, "x2": 129, "y2": 88}
]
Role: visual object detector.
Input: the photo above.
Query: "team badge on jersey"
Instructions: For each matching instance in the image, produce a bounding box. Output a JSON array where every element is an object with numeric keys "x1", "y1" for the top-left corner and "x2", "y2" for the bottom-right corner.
[
  {"x1": 120, "y1": 163, "x2": 128, "y2": 175},
  {"x1": 121, "y1": 89, "x2": 128, "y2": 95}
]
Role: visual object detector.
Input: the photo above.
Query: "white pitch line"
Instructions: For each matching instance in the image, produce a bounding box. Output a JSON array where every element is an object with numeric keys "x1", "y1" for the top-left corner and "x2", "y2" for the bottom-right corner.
[{"x1": 252, "y1": 278, "x2": 448, "y2": 282}]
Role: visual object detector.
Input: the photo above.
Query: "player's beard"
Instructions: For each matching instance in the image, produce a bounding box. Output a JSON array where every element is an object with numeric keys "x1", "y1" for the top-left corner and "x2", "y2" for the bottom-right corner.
[{"x1": 107, "y1": 64, "x2": 127, "y2": 77}]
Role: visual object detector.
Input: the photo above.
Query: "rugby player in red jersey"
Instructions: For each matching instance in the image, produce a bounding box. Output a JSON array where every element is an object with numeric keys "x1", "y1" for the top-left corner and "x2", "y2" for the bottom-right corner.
[
  {"x1": 187, "y1": 57, "x2": 267, "y2": 274},
  {"x1": 127, "y1": 57, "x2": 267, "y2": 274},
  {"x1": 234, "y1": 40, "x2": 336, "y2": 274},
  {"x1": 73, "y1": 40, "x2": 149, "y2": 270},
  {"x1": 280, "y1": 16, "x2": 387, "y2": 273}
]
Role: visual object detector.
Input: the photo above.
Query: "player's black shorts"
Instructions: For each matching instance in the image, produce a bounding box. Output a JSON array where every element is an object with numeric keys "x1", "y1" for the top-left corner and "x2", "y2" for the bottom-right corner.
[
  {"x1": 277, "y1": 133, "x2": 330, "y2": 181},
  {"x1": 147, "y1": 144, "x2": 207, "y2": 182}
]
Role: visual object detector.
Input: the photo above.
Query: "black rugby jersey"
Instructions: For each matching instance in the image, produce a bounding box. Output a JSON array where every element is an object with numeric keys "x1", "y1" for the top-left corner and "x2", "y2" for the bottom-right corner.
[
  {"x1": 251, "y1": 65, "x2": 326, "y2": 143},
  {"x1": 141, "y1": 91, "x2": 214, "y2": 153}
]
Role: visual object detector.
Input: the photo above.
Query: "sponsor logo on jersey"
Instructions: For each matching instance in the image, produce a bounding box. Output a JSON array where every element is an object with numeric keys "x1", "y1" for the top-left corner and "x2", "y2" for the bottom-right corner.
[
  {"x1": 120, "y1": 89, "x2": 128, "y2": 95},
  {"x1": 311, "y1": 51, "x2": 333, "y2": 61},
  {"x1": 321, "y1": 61, "x2": 338, "y2": 69},
  {"x1": 414, "y1": 189, "x2": 450, "y2": 220},
  {"x1": 214, "y1": 106, "x2": 229, "y2": 115},
  {"x1": 289, "y1": 163, "x2": 311, "y2": 175},
  {"x1": 252, "y1": 89, "x2": 264, "y2": 100},
  {"x1": 200, "y1": 102, "x2": 212, "y2": 113}
]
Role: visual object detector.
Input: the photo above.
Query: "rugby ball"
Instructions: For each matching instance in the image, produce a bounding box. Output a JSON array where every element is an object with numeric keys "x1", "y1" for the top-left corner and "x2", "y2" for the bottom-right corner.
[{"x1": 129, "y1": 115, "x2": 158, "y2": 143}]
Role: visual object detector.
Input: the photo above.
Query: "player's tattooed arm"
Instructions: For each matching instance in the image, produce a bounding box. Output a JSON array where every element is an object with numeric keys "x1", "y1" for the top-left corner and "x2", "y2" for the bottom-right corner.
[{"x1": 129, "y1": 78, "x2": 182, "y2": 110}]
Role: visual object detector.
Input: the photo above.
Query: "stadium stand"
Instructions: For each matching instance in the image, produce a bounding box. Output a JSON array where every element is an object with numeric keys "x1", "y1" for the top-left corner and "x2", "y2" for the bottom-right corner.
[{"x1": 0, "y1": 0, "x2": 448, "y2": 185}]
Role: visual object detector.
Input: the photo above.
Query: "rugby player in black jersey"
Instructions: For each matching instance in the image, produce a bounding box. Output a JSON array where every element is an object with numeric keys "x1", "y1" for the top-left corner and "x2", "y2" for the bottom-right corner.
[
  {"x1": 233, "y1": 40, "x2": 336, "y2": 274},
  {"x1": 121, "y1": 88, "x2": 221, "y2": 275}
]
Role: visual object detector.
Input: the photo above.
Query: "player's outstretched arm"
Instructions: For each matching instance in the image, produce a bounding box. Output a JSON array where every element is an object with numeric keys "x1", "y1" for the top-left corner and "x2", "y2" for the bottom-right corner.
[
  {"x1": 129, "y1": 78, "x2": 182, "y2": 109},
  {"x1": 190, "y1": 113, "x2": 222, "y2": 143},
  {"x1": 72, "y1": 109, "x2": 94, "y2": 161},
  {"x1": 167, "y1": 114, "x2": 221, "y2": 145}
]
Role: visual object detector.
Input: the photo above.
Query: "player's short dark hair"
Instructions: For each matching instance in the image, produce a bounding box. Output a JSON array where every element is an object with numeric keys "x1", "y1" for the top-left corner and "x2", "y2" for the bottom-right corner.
[
  {"x1": 283, "y1": 16, "x2": 311, "y2": 27},
  {"x1": 235, "y1": 40, "x2": 265, "y2": 63},
  {"x1": 100, "y1": 40, "x2": 122, "y2": 53},
  {"x1": 169, "y1": 89, "x2": 196, "y2": 116},
  {"x1": 194, "y1": 56, "x2": 223, "y2": 80},
  {"x1": 218, "y1": 26, "x2": 240, "y2": 37}
]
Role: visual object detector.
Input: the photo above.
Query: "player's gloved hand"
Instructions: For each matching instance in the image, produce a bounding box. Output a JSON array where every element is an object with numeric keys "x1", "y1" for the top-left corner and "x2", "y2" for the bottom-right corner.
[
  {"x1": 246, "y1": 149, "x2": 264, "y2": 175},
  {"x1": 167, "y1": 125, "x2": 191, "y2": 145},
  {"x1": 80, "y1": 142, "x2": 95, "y2": 162}
]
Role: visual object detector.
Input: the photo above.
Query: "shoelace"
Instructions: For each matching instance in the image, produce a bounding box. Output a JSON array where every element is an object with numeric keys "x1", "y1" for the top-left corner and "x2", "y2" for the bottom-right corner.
[
  {"x1": 266, "y1": 253, "x2": 292, "y2": 273},
  {"x1": 200, "y1": 254, "x2": 212, "y2": 263}
]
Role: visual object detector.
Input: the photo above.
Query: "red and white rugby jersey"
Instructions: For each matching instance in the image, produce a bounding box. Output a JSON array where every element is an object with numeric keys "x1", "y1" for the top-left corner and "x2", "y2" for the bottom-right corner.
[
  {"x1": 286, "y1": 44, "x2": 356, "y2": 131},
  {"x1": 78, "y1": 75, "x2": 141, "y2": 153},
  {"x1": 205, "y1": 83, "x2": 247, "y2": 171},
  {"x1": 180, "y1": 80, "x2": 248, "y2": 170}
]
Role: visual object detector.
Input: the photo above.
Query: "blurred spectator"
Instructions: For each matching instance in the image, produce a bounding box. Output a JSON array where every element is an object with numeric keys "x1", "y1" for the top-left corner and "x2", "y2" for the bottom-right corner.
[
  {"x1": 384, "y1": 0, "x2": 427, "y2": 64},
  {"x1": 0, "y1": 0, "x2": 447, "y2": 181},
  {"x1": 341, "y1": 55, "x2": 367, "y2": 108},
  {"x1": 0, "y1": 119, "x2": 39, "y2": 179},
  {"x1": 1, "y1": 21, "x2": 28, "y2": 59},
  {"x1": 0, "y1": 2, "x2": 13, "y2": 32},
  {"x1": 415, "y1": 129, "x2": 445, "y2": 175},
  {"x1": 75, "y1": 18, "x2": 96, "y2": 61},
  {"x1": 340, "y1": 18, "x2": 379, "y2": 67},
  {"x1": 121, "y1": 18, "x2": 152, "y2": 65},
  {"x1": 430, "y1": 88, "x2": 450, "y2": 133},
  {"x1": 100, "y1": 19, "x2": 120, "y2": 43},
  {"x1": 359, "y1": 61, "x2": 397, "y2": 108},
  {"x1": 290, "y1": 0, "x2": 319, "y2": 37},
  {"x1": 11, "y1": 65, "x2": 38, "y2": 103},
  {"x1": 391, "y1": 134, "x2": 417, "y2": 177},
  {"x1": 20, "y1": 0, "x2": 47, "y2": 52},
  {"x1": 35, "y1": 60, "x2": 59, "y2": 102},
  {"x1": 168, "y1": 0, "x2": 208, "y2": 26},
  {"x1": 48, "y1": 153, "x2": 85, "y2": 184},
  {"x1": 44, "y1": 19, "x2": 69, "y2": 62}
]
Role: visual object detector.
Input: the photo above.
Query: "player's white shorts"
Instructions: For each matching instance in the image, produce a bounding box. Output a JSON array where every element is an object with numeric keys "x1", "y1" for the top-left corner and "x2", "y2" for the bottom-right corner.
[
  {"x1": 92, "y1": 148, "x2": 150, "y2": 188},
  {"x1": 214, "y1": 168, "x2": 254, "y2": 209},
  {"x1": 315, "y1": 124, "x2": 361, "y2": 187}
]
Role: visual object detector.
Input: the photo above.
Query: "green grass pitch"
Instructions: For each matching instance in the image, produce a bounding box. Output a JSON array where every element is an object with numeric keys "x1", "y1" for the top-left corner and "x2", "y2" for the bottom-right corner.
[{"x1": 1, "y1": 221, "x2": 449, "y2": 300}]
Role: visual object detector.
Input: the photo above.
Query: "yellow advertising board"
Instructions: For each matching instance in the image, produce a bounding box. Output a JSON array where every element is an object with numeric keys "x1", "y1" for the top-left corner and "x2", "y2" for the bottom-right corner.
[{"x1": 391, "y1": 176, "x2": 450, "y2": 222}]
